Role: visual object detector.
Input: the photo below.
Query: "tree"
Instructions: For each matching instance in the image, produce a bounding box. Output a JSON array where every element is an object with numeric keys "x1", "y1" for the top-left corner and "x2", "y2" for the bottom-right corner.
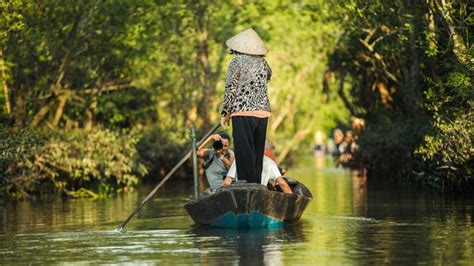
[{"x1": 327, "y1": 0, "x2": 473, "y2": 192}]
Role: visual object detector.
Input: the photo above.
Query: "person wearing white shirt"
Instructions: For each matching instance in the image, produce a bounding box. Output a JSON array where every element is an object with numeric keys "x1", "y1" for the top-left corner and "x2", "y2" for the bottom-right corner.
[{"x1": 222, "y1": 156, "x2": 292, "y2": 194}]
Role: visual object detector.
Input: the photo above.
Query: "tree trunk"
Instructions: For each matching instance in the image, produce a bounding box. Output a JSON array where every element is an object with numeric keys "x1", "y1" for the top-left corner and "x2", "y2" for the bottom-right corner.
[
  {"x1": 401, "y1": 0, "x2": 422, "y2": 116},
  {"x1": 427, "y1": 0, "x2": 438, "y2": 52},
  {"x1": 84, "y1": 110, "x2": 93, "y2": 131},
  {"x1": 12, "y1": 92, "x2": 26, "y2": 127},
  {"x1": 270, "y1": 94, "x2": 294, "y2": 133},
  {"x1": 30, "y1": 102, "x2": 52, "y2": 128},
  {"x1": 0, "y1": 49, "x2": 11, "y2": 114},
  {"x1": 337, "y1": 73, "x2": 358, "y2": 116},
  {"x1": 52, "y1": 93, "x2": 70, "y2": 127},
  {"x1": 196, "y1": 3, "x2": 212, "y2": 126},
  {"x1": 276, "y1": 128, "x2": 311, "y2": 164},
  {"x1": 84, "y1": 97, "x2": 97, "y2": 131},
  {"x1": 435, "y1": 0, "x2": 470, "y2": 64}
]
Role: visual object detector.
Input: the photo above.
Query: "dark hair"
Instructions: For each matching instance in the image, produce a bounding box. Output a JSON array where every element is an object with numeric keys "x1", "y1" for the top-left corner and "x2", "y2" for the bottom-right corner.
[
  {"x1": 218, "y1": 131, "x2": 231, "y2": 144},
  {"x1": 229, "y1": 49, "x2": 265, "y2": 57},
  {"x1": 229, "y1": 49, "x2": 242, "y2": 55}
]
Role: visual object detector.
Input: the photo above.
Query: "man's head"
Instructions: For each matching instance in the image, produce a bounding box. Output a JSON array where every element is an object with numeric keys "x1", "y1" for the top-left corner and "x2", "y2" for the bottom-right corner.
[
  {"x1": 344, "y1": 130, "x2": 353, "y2": 143},
  {"x1": 213, "y1": 132, "x2": 231, "y2": 154},
  {"x1": 333, "y1": 128, "x2": 344, "y2": 144}
]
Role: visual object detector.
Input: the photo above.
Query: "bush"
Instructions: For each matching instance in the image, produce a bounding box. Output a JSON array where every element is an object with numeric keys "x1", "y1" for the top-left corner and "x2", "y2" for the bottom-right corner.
[
  {"x1": 0, "y1": 126, "x2": 46, "y2": 197},
  {"x1": 136, "y1": 126, "x2": 191, "y2": 180},
  {"x1": 357, "y1": 117, "x2": 425, "y2": 181},
  {"x1": 415, "y1": 113, "x2": 474, "y2": 193},
  {"x1": 416, "y1": 70, "x2": 474, "y2": 193},
  {"x1": 1, "y1": 127, "x2": 147, "y2": 198}
]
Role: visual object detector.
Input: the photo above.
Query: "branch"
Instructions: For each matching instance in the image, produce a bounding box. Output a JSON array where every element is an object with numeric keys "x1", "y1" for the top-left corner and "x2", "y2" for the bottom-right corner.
[
  {"x1": 270, "y1": 93, "x2": 294, "y2": 132},
  {"x1": 434, "y1": 0, "x2": 471, "y2": 64},
  {"x1": 358, "y1": 38, "x2": 399, "y2": 83},
  {"x1": 276, "y1": 127, "x2": 311, "y2": 164},
  {"x1": 31, "y1": 83, "x2": 130, "y2": 101},
  {"x1": 337, "y1": 74, "x2": 357, "y2": 116},
  {"x1": 52, "y1": 93, "x2": 70, "y2": 127}
]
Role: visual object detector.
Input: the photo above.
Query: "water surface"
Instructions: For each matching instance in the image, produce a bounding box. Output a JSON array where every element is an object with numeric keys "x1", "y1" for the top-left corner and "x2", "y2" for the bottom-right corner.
[{"x1": 1, "y1": 157, "x2": 473, "y2": 264}]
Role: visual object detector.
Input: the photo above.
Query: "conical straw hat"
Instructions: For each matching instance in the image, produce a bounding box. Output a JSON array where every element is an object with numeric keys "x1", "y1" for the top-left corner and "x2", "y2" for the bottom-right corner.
[{"x1": 226, "y1": 28, "x2": 268, "y2": 55}]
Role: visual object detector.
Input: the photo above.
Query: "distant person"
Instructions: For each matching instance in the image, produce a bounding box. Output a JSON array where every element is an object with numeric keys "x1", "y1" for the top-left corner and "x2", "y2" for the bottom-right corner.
[
  {"x1": 339, "y1": 130, "x2": 353, "y2": 154},
  {"x1": 349, "y1": 117, "x2": 364, "y2": 165},
  {"x1": 327, "y1": 128, "x2": 344, "y2": 157},
  {"x1": 349, "y1": 133, "x2": 359, "y2": 155},
  {"x1": 313, "y1": 130, "x2": 326, "y2": 157},
  {"x1": 351, "y1": 117, "x2": 365, "y2": 133},
  {"x1": 197, "y1": 132, "x2": 234, "y2": 192},
  {"x1": 337, "y1": 130, "x2": 354, "y2": 166},
  {"x1": 220, "y1": 28, "x2": 272, "y2": 185}
]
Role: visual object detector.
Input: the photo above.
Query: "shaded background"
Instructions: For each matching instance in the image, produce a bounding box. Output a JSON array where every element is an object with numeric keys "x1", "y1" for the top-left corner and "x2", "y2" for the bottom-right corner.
[{"x1": 0, "y1": 0, "x2": 472, "y2": 198}]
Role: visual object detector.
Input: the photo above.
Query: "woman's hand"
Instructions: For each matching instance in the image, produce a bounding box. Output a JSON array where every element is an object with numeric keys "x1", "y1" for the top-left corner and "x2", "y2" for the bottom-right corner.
[
  {"x1": 220, "y1": 116, "x2": 229, "y2": 129},
  {"x1": 211, "y1": 134, "x2": 222, "y2": 142},
  {"x1": 221, "y1": 176, "x2": 233, "y2": 186}
]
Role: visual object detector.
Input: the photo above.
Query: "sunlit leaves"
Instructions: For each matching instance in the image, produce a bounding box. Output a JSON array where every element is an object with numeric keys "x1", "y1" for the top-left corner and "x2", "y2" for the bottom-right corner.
[
  {"x1": 328, "y1": 0, "x2": 473, "y2": 192},
  {"x1": 1, "y1": 127, "x2": 147, "y2": 198}
]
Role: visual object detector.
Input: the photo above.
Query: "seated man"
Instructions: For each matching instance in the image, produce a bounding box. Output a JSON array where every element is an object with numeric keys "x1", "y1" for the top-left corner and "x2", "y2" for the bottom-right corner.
[
  {"x1": 222, "y1": 156, "x2": 292, "y2": 194},
  {"x1": 197, "y1": 132, "x2": 234, "y2": 192}
]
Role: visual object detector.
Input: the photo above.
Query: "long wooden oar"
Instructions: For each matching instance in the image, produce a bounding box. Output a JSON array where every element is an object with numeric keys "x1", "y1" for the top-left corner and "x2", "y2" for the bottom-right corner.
[{"x1": 116, "y1": 122, "x2": 221, "y2": 232}]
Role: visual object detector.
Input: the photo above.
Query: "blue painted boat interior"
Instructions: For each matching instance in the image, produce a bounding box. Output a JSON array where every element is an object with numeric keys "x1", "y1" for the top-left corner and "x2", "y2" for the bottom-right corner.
[{"x1": 211, "y1": 211, "x2": 284, "y2": 228}]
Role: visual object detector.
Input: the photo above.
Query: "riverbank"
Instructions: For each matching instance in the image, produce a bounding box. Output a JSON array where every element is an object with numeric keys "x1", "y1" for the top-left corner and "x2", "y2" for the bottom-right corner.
[{"x1": 0, "y1": 125, "x2": 197, "y2": 199}]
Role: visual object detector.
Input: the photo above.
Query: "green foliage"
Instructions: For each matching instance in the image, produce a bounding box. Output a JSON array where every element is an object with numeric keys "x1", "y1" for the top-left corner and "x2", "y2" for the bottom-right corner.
[
  {"x1": 358, "y1": 117, "x2": 425, "y2": 180},
  {"x1": 95, "y1": 88, "x2": 156, "y2": 128},
  {"x1": 417, "y1": 114, "x2": 473, "y2": 165},
  {"x1": 1, "y1": 0, "x2": 158, "y2": 126},
  {"x1": 136, "y1": 126, "x2": 191, "y2": 179},
  {"x1": 1, "y1": 127, "x2": 147, "y2": 198},
  {"x1": 11, "y1": 0, "x2": 473, "y2": 196},
  {"x1": 0, "y1": 126, "x2": 46, "y2": 197},
  {"x1": 416, "y1": 68, "x2": 473, "y2": 192},
  {"x1": 2, "y1": 0, "x2": 348, "y2": 153},
  {"x1": 328, "y1": 0, "x2": 473, "y2": 193},
  {"x1": 0, "y1": 127, "x2": 45, "y2": 195}
]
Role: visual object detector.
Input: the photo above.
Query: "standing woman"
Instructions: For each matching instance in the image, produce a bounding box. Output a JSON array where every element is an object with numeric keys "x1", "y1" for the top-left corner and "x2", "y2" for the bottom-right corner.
[{"x1": 220, "y1": 28, "x2": 272, "y2": 184}]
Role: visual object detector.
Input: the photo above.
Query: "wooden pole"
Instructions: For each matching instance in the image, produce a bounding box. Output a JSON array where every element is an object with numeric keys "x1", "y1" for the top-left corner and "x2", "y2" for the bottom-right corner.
[
  {"x1": 116, "y1": 123, "x2": 220, "y2": 232},
  {"x1": 191, "y1": 126, "x2": 199, "y2": 200}
]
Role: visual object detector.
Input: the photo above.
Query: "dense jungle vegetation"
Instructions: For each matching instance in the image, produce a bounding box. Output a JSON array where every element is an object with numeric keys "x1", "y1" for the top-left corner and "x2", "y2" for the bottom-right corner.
[
  {"x1": 0, "y1": 0, "x2": 472, "y2": 198},
  {"x1": 327, "y1": 0, "x2": 473, "y2": 193}
]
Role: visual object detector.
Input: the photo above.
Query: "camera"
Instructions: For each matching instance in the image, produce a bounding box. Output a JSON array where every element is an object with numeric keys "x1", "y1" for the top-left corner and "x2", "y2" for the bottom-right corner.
[{"x1": 212, "y1": 140, "x2": 223, "y2": 150}]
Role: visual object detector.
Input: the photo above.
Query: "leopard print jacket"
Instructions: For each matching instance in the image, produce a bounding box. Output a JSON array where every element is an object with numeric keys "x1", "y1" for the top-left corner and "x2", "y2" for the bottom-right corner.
[{"x1": 221, "y1": 54, "x2": 272, "y2": 117}]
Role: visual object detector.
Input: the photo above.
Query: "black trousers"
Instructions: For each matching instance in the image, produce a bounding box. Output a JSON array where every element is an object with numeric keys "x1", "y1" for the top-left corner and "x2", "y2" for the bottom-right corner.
[{"x1": 232, "y1": 116, "x2": 268, "y2": 183}]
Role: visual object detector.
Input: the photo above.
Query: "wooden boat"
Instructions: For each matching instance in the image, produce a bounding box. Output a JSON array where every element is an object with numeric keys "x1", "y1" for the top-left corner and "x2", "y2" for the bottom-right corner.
[{"x1": 184, "y1": 179, "x2": 312, "y2": 228}]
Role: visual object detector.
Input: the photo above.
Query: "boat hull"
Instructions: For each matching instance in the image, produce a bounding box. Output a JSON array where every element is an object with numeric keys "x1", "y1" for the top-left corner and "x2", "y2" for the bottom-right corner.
[{"x1": 184, "y1": 182, "x2": 312, "y2": 228}]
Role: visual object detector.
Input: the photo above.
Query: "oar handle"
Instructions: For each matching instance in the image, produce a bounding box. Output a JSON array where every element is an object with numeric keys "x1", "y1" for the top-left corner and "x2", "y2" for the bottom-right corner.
[{"x1": 116, "y1": 122, "x2": 221, "y2": 232}]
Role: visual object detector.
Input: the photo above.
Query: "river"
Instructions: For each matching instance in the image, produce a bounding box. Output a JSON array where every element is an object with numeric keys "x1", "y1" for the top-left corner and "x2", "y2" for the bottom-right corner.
[{"x1": 1, "y1": 156, "x2": 473, "y2": 264}]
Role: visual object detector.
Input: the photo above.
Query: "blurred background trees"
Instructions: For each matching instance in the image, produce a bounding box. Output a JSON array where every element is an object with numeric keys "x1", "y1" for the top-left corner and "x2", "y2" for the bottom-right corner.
[
  {"x1": 326, "y1": 0, "x2": 473, "y2": 192},
  {"x1": 1, "y1": 0, "x2": 472, "y2": 197}
]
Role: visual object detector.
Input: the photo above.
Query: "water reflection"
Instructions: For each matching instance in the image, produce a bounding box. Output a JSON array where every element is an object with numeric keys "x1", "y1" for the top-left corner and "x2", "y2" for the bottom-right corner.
[
  {"x1": 0, "y1": 192, "x2": 142, "y2": 234},
  {"x1": 313, "y1": 155, "x2": 326, "y2": 169},
  {"x1": 352, "y1": 171, "x2": 367, "y2": 216},
  {"x1": 1, "y1": 157, "x2": 474, "y2": 264},
  {"x1": 188, "y1": 224, "x2": 307, "y2": 265}
]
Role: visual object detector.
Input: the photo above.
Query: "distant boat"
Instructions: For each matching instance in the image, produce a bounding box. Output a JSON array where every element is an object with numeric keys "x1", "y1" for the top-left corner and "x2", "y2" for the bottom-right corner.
[{"x1": 184, "y1": 179, "x2": 312, "y2": 228}]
